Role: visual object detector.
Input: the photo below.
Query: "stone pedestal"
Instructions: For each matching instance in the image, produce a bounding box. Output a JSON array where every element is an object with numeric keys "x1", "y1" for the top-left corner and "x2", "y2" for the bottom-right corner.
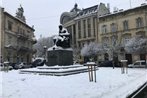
[{"x1": 47, "y1": 49, "x2": 73, "y2": 66}]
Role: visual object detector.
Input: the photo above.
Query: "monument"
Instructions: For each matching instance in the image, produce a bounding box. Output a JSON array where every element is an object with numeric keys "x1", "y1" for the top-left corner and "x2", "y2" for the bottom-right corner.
[{"x1": 47, "y1": 25, "x2": 73, "y2": 66}]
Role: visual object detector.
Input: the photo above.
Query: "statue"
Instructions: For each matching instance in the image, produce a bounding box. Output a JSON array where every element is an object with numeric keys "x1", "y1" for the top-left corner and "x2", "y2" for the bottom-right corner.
[
  {"x1": 53, "y1": 25, "x2": 70, "y2": 48},
  {"x1": 70, "y1": 3, "x2": 81, "y2": 12},
  {"x1": 16, "y1": 5, "x2": 26, "y2": 22},
  {"x1": 47, "y1": 25, "x2": 73, "y2": 66}
]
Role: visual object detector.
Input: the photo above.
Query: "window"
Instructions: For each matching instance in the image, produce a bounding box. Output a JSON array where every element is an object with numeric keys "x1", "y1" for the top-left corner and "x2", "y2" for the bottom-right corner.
[
  {"x1": 123, "y1": 20, "x2": 129, "y2": 31},
  {"x1": 73, "y1": 24, "x2": 76, "y2": 44},
  {"x1": 83, "y1": 20, "x2": 86, "y2": 38},
  {"x1": 136, "y1": 17, "x2": 143, "y2": 28},
  {"x1": 78, "y1": 21, "x2": 81, "y2": 38},
  {"x1": 122, "y1": 35, "x2": 131, "y2": 45},
  {"x1": 8, "y1": 21, "x2": 13, "y2": 31},
  {"x1": 78, "y1": 42, "x2": 81, "y2": 48},
  {"x1": 102, "y1": 37, "x2": 109, "y2": 47},
  {"x1": 8, "y1": 36, "x2": 12, "y2": 45},
  {"x1": 93, "y1": 17, "x2": 96, "y2": 36},
  {"x1": 17, "y1": 27, "x2": 20, "y2": 33},
  {"x1": 111, "y1": 36, "x2": 117, "y2": 46},
  {"x1": 87, "y1": 18, "x2": 91, "y2": 37},
  {"x1": 102, "y1": 25, "x2": 107, "y2": 33},
  {"x1": 111, "y1": 23, "x2": 117, "y2": 32}
]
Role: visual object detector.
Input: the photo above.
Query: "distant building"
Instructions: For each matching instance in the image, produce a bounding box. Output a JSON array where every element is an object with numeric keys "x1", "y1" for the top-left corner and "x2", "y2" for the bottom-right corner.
[
  {"x1": 0, "y1": 6, "x2": 36, "y2": 64},
  {"x1": 60, "y1": 3, "x2": 110, "y2": 49},
  {"x1": 60, "y1": 3, "x2": 147, "y2": 63}
]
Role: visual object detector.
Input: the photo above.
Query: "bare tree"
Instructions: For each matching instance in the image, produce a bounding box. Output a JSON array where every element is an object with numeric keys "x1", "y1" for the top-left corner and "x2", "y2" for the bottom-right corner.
[
  {"x1": 73, "y1": 48, "x2": 80, "y2": 63},
  {"x1": 33, "y1": 36, "x2": 54, "y2": 57}
]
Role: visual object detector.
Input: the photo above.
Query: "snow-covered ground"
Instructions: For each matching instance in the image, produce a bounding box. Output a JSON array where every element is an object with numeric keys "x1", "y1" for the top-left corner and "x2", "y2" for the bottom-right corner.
[{"x1": 0, "y1": 67, "x2": 147, "y2": 98}]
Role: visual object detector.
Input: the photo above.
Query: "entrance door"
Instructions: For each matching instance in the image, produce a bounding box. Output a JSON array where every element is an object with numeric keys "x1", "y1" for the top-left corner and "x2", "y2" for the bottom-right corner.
[{"x1": 104, "y1": 53, "x2": 109, "y2": 61}]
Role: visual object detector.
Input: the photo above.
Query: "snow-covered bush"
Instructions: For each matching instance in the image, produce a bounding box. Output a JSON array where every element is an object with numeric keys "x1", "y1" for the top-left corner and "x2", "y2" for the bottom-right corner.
[{"x1": 125, "y1": 36, "x2": 147, "y2": 54}]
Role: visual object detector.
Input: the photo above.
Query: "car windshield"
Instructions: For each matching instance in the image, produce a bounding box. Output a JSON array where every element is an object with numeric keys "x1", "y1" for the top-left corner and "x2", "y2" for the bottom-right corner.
[
  {"x1": 35, "y1": 59, "x2": 42, "y2": 63},
  {"x1": 134, "y1": 62, "x2": 140, "y2": 65}
]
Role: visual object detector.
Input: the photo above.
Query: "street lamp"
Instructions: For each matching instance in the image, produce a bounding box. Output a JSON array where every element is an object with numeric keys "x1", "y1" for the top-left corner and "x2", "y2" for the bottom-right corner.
[{"x1": 43, "y1": 46, "x2": 47, "y2": 61}]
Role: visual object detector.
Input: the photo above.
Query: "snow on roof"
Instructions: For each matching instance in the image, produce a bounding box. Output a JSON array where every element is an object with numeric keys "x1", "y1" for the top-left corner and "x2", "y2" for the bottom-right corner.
[{"x1": 99, "y1": 4, "x2": 147, "y2": 18}]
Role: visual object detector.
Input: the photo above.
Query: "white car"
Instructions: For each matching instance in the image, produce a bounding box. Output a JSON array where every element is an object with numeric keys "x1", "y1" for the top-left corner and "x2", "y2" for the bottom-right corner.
[{"x1": 128, "y1": 60, "x2": 147, "y2": 68}]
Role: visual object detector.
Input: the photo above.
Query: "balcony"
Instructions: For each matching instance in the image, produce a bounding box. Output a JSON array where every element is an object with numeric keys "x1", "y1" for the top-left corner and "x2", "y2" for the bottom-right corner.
[
  {"x1": 77, "y1": 37, "x2": 95, "y2": 42},
  {"x1": 17, "y1": 32, "x2": 29, "y2": 40},
  {"x1": 31, "y1": 37, "x2": 37, "y2": 44},
  {"x1": 18, "y1": 46, "x2": 30, "y2": 52},
  {"x1": 5, "y1": 44, "x2": 17, "y2": 50}
]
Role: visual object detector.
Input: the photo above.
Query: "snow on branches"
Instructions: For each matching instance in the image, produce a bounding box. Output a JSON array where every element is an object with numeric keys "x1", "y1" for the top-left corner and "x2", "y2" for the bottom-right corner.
[
  {"x1": 81, "y1": 42, "x2": 104, "y2": 57},
  {"x1": 33, "y1": 37, "x2": 54, "y2": 57},
  {"x1": 125, "y1": 36, "x2": 147, "y2": 54}
]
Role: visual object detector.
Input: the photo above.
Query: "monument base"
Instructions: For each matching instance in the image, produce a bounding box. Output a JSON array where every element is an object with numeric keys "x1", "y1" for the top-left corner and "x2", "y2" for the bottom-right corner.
[{"x1": 47, "y1": 49, "x2": 73, "y2": 66}]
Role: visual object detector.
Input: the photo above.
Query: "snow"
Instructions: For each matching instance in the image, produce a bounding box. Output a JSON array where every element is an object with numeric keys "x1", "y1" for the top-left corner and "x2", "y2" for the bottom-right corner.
[
  {"x1": 86, "y1": 62, "x2": 96, "y2": 65},
  {"x1": 0, "y1": 67, "x2": 147, "y2": 98},
  {"x1": 48, "y1": 45, "x2": 73, "y2": 51},
  {"x1": 120, "y1": 60, "x2": 128, "y2": 62},
  {"x1": 20, "y1": 66, "x2": 87, "y2": 73}
]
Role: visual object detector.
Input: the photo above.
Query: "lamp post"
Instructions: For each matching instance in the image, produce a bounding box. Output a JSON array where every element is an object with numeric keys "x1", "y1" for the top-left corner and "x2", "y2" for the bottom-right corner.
[{"x1": 43, "y1": 46, "x2": 47, "y2": 61}]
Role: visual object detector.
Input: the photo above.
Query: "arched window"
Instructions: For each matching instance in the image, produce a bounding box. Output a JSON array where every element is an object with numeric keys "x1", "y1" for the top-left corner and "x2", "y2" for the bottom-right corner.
[
  {"x1": 102, "y1": 37, "x2": 109, "y2": 47},
  {"x1": 123, "y1": 20, "x2": 129, "y2": 31},
  {"x1": 136, "y1": 17, "x2": 143, "y2": 28},
  {"x1": 102, "y1": 25, "x2": 107, "y2": 33},
  {"x1": 110, "y1": 23, "x2": 117, "y2": 32}
]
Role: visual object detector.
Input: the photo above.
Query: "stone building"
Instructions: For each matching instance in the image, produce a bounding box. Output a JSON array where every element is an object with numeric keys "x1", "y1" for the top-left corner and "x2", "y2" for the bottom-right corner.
[
  {"x1": 60, "y1": 3, "x2": 110, "y2": 49},
  {"x1": 0, "y1": 6, "x2": 36, "y2": 64},
  {"x1": 60, "y1": 3, "x2": 147, "y2": 63},
  {"x1": 98, "y1": 4, "x2": 147, "y2": 63}
]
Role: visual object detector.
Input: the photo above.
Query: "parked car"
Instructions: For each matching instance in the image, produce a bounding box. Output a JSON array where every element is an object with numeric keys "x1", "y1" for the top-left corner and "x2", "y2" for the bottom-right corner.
[
  {"x1": 14, "y1": 62, "x2": 26, "y2": 69},
  {"x1": 9, "y1": 63, "x2": 16, "y2": 69},
  {"x1": 3, "y1": 61, "x2": 13, "y2": 70},
  {"x1": 0, "y1": 63, "x2": 4, "y2": 67},
  {"x1": 32, "y1": 58, "x2": 45, "y2": 67},
  {"x1": 23, "y1": 63, "x2": 33, "y2": 69},
  {"x1": 99, "y1": 60, "x2": 113, "y2": 67},
  {"x1": 128, "y1": 60, "x2": 147, "y2": 68},
  {"x1": 99, "y1": 60, "x2": 121, "y2": 67}
]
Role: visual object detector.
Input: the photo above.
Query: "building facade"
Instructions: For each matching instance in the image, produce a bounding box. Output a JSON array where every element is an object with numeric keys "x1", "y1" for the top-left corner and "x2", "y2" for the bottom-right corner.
[
  {"x1": 60, "y1": 3, "x2": 147, "y2": 63},
  {"x1": 98, "y1": 4, "x2": 147, "y2": 63},
  {"x1": 0, "y1": 6, "x2": 36, "y2": 64},
  {"x1": 60, "y1": 3, "x2": 110, "y2": 49}
]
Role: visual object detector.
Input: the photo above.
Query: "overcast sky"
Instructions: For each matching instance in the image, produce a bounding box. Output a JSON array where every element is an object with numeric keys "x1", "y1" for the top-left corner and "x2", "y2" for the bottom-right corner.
[{"x1": 1, "y1": 0, "x2": 146, "y2": 39}]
